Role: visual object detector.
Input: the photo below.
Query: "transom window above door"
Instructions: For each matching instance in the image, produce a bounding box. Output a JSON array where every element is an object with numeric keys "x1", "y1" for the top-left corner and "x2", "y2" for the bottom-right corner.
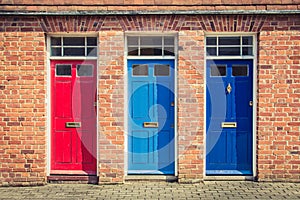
[
  {"x1": 50, "y1": 36, "x2": 97, "y2": 57},
  {"x1": 206, "y1": 36, "x2": 254, "y2": 57},
  {"x1": 127, "y1": 36, "x2": 175, "y2": 56}
]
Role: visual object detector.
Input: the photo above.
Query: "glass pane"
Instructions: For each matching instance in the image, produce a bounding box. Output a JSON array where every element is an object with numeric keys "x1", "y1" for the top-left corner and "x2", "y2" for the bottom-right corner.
[
  {"x1": 140, "y1": 47, "x2": 162, "y2": 56},
  {"x1": 56, "y1": 65, "x2": 71, "y2": 76},
  {"x1": 140, "y1": 36, "x2": 162, "y2": 46},
  {"x1": 128, "y1": 47, "x2": 139, "y2": 56},
  {"x1": 132, "y1": 64, "x2": 148, "y2": 76},
  {"x1": 51, "y1": 37, "x2": 61, "y2": 46},
  {"x1": 206, "y1": 37, "x2": 217, "y2": 45},
  {"x1": 210, "y1": 65, "x2": 226, "y2": 77},
  {"x1": 154, "y1": 65, "x2": 170, "y2": 76},
  {"x1": 242, "y1": 36, "x2": 253, "y2": 45},
  {"x1": 51, "y1": 47, "x2": 62, "y2": 56},
  {"x1": 63, "y1": 37, "x2": 85, "y2": 46},
  {"x1": 218, "y1": 37, "x2": 240, "y2": 45},
  {"x1": 219, "y1": 47, "x2": 240, "y2": 56},
  {"x1": 127, "y1": 36, "x2": 139, "y2": 46},
  {"x1": 164, "y1": 47, "x2": 175, "y2": 56},
  {"x1": 87, "y1": 37, "x2": 97, "y2": 46},
  {"x1": 232, "y1": 65, "x2": 248, "y2": 76},
  {"x1": 206, "y1": 47, "x2": 217, "y2": 56},
  {"x1": 164, "y1": 36, "x2": 174, "y2": 45},
  {"x1": 63, "y1": 48, "x2": 85, "y2": 56},
  {"x1": 242, "y1": 47, "x2": 253, "y2": 56},
  {"x1": 77, "y1": 65, "x2": 93, "y2": 76},
  {"x1": 87, "y1": 47, "x2": 97, "y2": 57}
]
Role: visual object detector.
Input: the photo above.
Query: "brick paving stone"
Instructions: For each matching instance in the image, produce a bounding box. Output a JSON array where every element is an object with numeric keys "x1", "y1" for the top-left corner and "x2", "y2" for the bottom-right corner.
[{"x1": 0, "y1": 181, "x2": 299, "y2": 199}]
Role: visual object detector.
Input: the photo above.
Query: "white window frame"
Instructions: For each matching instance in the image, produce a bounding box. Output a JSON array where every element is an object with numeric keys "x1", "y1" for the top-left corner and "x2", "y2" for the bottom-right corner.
[
  {"x1": 46, "y1": 33, "x2": 99, "y2": 177},
  {"x1": 125, "y1": 32, "x2": 177, "y2": 60},
  {"x1": 205, "y1": 34, "x2": 255, "y2": 60},
  {"x1": 49, "y1": 34, "x2": 98, "y2": 60},
  {"x1": 124, "y1": 32, "x2": 178, "y2": 177}
]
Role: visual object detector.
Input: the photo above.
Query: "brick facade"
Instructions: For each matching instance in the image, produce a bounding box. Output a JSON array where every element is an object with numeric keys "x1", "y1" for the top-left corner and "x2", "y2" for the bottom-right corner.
[
  {"x1": 0, "y1": 32, "x2": 46, "y2": 186},
  {"x1": 1, "y1": 1, "x2": 300, "y2": 12},
  {"x1": 0, "y1": 14, "x2": 299, "y2": 185}
]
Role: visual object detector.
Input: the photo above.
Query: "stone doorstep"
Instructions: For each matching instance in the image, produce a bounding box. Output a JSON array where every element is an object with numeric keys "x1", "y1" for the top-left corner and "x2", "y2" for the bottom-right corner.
[
  {"x1": 204, "y1": 176, "x2": 256, "y2": 181},
  {"x1": 47, "y1": 175, "x2": 99, "y2": 184},
  {"x1": 125, "y1": 175, "x2": 178, "y2": 182}
]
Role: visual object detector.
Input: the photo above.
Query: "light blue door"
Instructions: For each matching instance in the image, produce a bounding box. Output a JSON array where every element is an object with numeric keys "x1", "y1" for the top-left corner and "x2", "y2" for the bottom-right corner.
[
  {"x1": 206, "y1": 59, "x2": 253, "y2": 175},
  {"x1": 128, "y1": 59, "x2": 175, "y2": 174}
]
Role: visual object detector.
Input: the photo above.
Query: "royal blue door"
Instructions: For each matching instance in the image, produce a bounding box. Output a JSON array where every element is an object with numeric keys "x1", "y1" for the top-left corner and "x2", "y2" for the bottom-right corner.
[
  {"x1": 128, "y1": 59, "x2": 175, "y2": 174},
  {"x1": 206, "y1": 59, "x2": 253, "y2": 175}
]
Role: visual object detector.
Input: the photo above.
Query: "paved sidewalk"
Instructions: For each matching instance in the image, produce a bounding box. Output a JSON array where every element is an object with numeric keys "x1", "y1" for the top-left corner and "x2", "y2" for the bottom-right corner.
[{"x1": 0, "y1": 181, "x2": 299, "y2": 200}]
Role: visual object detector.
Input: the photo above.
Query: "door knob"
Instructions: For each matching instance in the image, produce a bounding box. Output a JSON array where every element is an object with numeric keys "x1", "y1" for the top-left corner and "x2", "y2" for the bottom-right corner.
[
  {"x1": 249, "y1": 101, "x2": 253, "y2": 106},
  {"x1": 226, "y1": 83, "x2": 232, "y2": 94}
]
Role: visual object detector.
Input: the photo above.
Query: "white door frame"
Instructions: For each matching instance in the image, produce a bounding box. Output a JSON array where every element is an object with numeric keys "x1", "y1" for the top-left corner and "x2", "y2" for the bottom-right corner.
[{"x1": 203, "y1": 32, "x2": 257, "y2": 179}]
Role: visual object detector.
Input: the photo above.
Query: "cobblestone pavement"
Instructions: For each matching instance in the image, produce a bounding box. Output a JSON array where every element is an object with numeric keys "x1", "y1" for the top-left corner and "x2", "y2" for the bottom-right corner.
[{"x1": 0, "y1": 181, "x2": 299, "y2": 200}]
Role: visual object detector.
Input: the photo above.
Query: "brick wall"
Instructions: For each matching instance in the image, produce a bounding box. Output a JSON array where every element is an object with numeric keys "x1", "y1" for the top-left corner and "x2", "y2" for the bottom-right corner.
[
  {"x1": 98, "y1": 30, "x2": 125, "y2": 183},
  {"x1": 0, "y1": 0, "x2": 299, "y2": 12},
  {"x1": 0, "y1": 32, "x2": 46, "y2": 186},
  {"x1": 257, "y1": 27, "x2": 300, "y2": 181},
  {"x1": 177, "y1": 30, "x2": 205, "y2": 182},
  {"x1": 0, "y1": 14, "x2": 299, "y2": 185}
]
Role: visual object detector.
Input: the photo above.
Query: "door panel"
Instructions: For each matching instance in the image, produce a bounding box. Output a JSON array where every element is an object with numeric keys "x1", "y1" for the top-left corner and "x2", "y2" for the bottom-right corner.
[
  {"x1": 206, "y1": 59, "x2": 253, "y2": 175},
  {"x1": 132, "y1": 81, "x2": 151, "y2": 119},
  {"x1": 55, "y1": 131, "x2": 72, "y2": 163},
  {"x1": 128, "y1": 60, "x2": 175, "y2": 174},
  {"x1": 51, "y1": 60, "x2": 97, "y2": 174},
  {"x1": 55, "y1": 81, "x2": 72, "y2": 118}
]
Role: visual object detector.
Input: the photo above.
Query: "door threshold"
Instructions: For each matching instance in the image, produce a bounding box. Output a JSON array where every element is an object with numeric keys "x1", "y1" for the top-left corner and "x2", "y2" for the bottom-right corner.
[
  {"x1": 48, "y1": 175, "x2": 98, "y2": 184},
  {"x1": 50, "y1": 170, "x2": 96, "y2": 175},
  {"x1": 125, "y1": 175, "x2": 178, "y2": 182},
  {"x1": 204, "y1": 176, "x2": 255, "y2": 181}
]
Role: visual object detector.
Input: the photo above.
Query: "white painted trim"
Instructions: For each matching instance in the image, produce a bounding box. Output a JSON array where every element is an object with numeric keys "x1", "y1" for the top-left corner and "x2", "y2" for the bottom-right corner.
[
  {"x1": 174, "y1": 32, "x2": 178, "y2": 177},
  {"x1": 203, "y1": 32, "x2": 257, "y2": 179},
  {"x1": 205, "y1": 32, "x2": 258, "y2": 36},
  {"x1": 124, "y1": 32, "x2": 178, "y2": 176},
  {"x1": 206, "y1": 56, "x2": 255, "y2": 60},
  {"x1": 49, "y1": 57, "x2": 98, "y2": 60},
  {"x1": 125, "y1": 31, "x2": 178, "y2": 36},
  {"x1": 46, "y1": 34, "x2": 99, "y2": 177},
  {"x1": 46, "y1": 36, "x2": 51, "y2": 176},
  {"x1": 124, "y1": 33, "x2": 128, "y2": 176},
  {"x1": 96, "y1": 35, "x2": 100, "y2": 178},
  {"x1": 47, "y1": 33, "x2": 98, "y2": 37},
  {"x1": 127, "y1": 56, "x2": 176, "y2": 60},
  {"x1": 203, "y1": 39, "x2": 207, "y2": 178},
  {"x1": 252, "y1": 33, "x2": 258, "y2": 178}
]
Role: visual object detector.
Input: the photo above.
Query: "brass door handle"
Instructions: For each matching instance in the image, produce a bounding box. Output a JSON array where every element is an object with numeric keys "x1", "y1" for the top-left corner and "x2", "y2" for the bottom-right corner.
[{"x1": 143, "y1": 122, "x2": 159, "y2": 128}]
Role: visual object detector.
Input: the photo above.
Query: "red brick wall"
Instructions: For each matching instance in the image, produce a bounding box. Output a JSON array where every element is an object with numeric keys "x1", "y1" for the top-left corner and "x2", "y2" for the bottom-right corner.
[
  {"x1": 98, "y1": 30, "x2": 125, "y2": 183},
  {"x1": 258, "y1": 24, "x2": 300, "y2": 181},
  {"x1": 0, "y1": 32, "x2": 47, "y2": 186},
  {"x1": 177, "y1": 30, "x2": 205, "y2": 182},
  {"x1": 0, "y1": 1, "x2": 299, "y2": 12},
  {"x1": 0, "y1": 14, "x2": 299, "y2": 185}
]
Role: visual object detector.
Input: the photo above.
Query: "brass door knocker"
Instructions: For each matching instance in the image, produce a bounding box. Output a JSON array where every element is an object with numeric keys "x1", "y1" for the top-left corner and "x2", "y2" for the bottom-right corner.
[{"x1": 226, "y1": 83, "x2": 232, "y2": 94}]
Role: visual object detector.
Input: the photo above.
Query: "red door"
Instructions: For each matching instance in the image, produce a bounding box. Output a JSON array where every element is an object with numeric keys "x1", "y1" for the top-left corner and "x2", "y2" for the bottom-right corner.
[{"x1": 51, "y1": 60, "x2": 97, "y2": 175}]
